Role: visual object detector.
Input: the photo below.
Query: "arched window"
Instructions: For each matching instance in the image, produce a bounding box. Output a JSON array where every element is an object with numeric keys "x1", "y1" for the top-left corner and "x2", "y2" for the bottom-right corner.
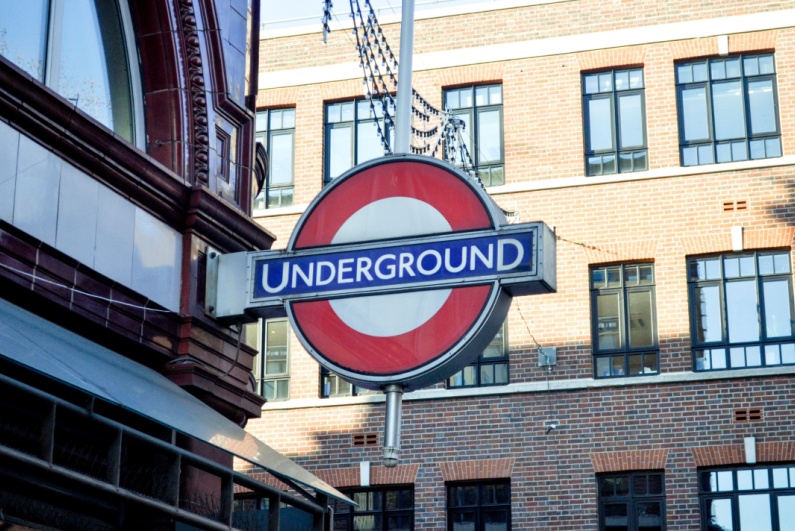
[{"x1": 0, "y1": 0, "x2": 140, "y2": 144}]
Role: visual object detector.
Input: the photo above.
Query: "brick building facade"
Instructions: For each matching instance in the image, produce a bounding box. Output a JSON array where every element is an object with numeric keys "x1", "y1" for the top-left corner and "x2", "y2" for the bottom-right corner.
[{"x1": 246, "y1": 1, "x2": 795, "y2": 528}]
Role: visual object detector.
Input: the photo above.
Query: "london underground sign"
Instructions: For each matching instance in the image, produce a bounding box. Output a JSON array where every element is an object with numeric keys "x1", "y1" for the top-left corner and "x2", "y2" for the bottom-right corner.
[{"x1": 209, "y1": 155, "x2": 555, "y2": 391}]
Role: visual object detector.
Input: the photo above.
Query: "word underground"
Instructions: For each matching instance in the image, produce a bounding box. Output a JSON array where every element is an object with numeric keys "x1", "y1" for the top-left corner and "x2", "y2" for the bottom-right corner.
[{"x1": 252, "y1": 231, "x2": 534, "y2": 300}]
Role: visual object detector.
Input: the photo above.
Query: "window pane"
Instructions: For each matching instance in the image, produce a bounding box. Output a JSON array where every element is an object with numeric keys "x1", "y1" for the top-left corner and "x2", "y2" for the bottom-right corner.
[
  {"x1": 628, "y1": 290, "x2": 653, "y2": 348},
  {"x1": 636, "y1": 501, "x2": 662, "y2": 531},
  {"x1": 584, "y1": 75, "x2": 599, "y2": 95},
  {"x1": 451, "y1": 512, "x2": 475, "y2": 531},
  {"x1": 726, "y1": 280, "x2": 760, "y2": 343},
  {"x1": 489, "y1": 85, "x2": 502, "y2": 104},
  {"x1": 483, "y1": 511, "x2": 508, "y2": 531},
  {"x1": 341, "y1": 102, "x2": 355, "y2": 121},
  {"x1": 478, "y1": 109, "x2": 502, "y2": 162},
  {"x1": 353, "y1": 514, "x2": 380, "y2": 531},
  {"x1": 357, "y1": 121, "x2": 383, "y2": 164},
  {"x1": 453, "y1": 112, "x2": 472, "y2": 166},
  {"x1": 282, "y1": 109, "x2": 295, "y2": 128},
  {"x1": 763, "y1": 279, "x2": 793, "y2": 338},
  {"x1": 603, "y1": 502, "x2": 628, "y2": 529},
  {"x1": 270, "y1": 133, "x2": 294, "y2": 185},
  {"x1": 0, "y1": 0, "x2": 49, "y2": 81},
  {"x1": 712, "y1": 81, "x2": 744, "y2": 141},
  {"x1": 329, "y1": 126, "x2": 353, "y2": 178},
  {"x1": 681, "y1": 87, "x2": 710, "y2": 142},
  {"x1": 387, "y1": 515, "x2": 412, "y2": 531},
  {"x1": 747, "y1": 79, "x2": 777, "y2": 136},
  {"x1": 596, "y1": 293, "x2": 621, "y2": 350},
  {"x1": 706, "y1": 499, "x2": 734, "y2": 531},
  {"x1": 445, "y1": 90, "x2": 460, "y2": 109},
  {"x1": 451, "y1": 486, "x2": 478, "y2": 507},
  {"x1": 586, "y1": 97, "x2": 614, "y2": 152},
  {"x1": 739, "y1": 494, "x2": 772, "y2": 531},
  {"x1": 779, "y1": 496, "x2": 795, "y2": 531},
  {"x1": 694, "y1": 285, "x2": 723, "y2": 343},
  {"x1": 618, "y1": 93, "x2": 644, "y2": 149},
  {"x1": 60, "y1": 0, "x2": 132, "y2": 137},
  {"x1": 475, "y1": 86, "x2": 488, "y2": 106}
]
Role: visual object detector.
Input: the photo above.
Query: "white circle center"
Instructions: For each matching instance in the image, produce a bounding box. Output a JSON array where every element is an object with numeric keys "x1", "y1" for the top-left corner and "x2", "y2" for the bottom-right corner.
[{"x1": 329, "y1": 197, "x2": 452, "y2": 337}]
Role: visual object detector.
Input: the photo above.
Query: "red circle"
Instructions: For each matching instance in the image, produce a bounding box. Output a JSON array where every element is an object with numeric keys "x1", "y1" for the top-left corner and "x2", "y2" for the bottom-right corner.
[
  {"x1": 292, "y1": 160, "x2": 493, "y2": 249},
  {"x1": 291, "y1": 285, "x2": 493, "y2": 375}
]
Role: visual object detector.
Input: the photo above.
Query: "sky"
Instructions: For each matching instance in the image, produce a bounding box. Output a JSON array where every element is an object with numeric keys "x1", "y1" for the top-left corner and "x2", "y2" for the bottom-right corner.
[{"x1": 261, "y1": 0, "x2": 488, "y2": 30}]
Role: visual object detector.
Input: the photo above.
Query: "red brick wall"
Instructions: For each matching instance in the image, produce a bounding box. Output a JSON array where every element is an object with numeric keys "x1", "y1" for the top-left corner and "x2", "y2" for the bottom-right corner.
[{"x1": 249, "y1": 2, "x2": 795, "y2": 529}]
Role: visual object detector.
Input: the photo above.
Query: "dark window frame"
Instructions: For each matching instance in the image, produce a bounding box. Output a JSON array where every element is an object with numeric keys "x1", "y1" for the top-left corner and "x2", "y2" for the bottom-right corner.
[
  {"x1": 582, "y1": 67, "x2": 648, "y2": 176},
  {"x1": 598, "y1": 472, "x2": 666, "y2": 531},
  {"x1": 319, "y1": 368, "x2": 379, "y2": 399},
  {"x1": 331, "y1": 485, "x2": 414, "y2": 531},
  {"x1": 447, "y1": 480, "x2": 511, "y2": 531},
  {"x1": 698, "y1": 465, "x2": 795, "y2": 531},
  {"x1": 446, "y1": 321, "x2": 509, "y2": 389},
  {"x1": 253, "y1": 318, "x2": 290, "y2": 401},
  {"x1": 323, "y1": 98, "x2": 391, "y2": 185},
  {"x1": 254, "y1": 108, "x2": 295, "y2": 209},
  {"x1": 675, "y1": 53, "x2": 782, "y2": 167},
  {"x1": 443, "y1": 84, "x2": 505, "y2": 187},
  {"x1": 590, "y1": 263, "x2": 659, "y2": 379},
  {"x1": 688, "y1": 251, "x2": 795, "y2": 372}
]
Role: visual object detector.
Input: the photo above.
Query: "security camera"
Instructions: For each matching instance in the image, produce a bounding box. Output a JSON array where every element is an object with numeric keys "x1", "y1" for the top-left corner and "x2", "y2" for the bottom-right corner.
[{"x1": 545, "y1": 422, "x2": 558, "y2": 435}]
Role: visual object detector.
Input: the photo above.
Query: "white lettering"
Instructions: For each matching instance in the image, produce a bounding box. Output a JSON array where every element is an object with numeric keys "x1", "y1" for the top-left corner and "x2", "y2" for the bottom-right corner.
[
  {"x1": 338, "y1": 258, "x2": 354, "y2": 283},
  {"x1": 470, "y1": 244, "x2": 494, "y2": 270},
  {"x1": 316, "y1": 261, "x2": 335, "y2": 286},
  {"x1": 444, "y1": 247, "x2": 467, "y2": 273},
  {"x1": 498, "y1": 238, "x2": 524, "y2": 271},
  {"x1": 417, "y1": 250, "x2": 442, "y2": 275},
  {"x1": 261, "y1": 263, "x2": 289, "y2": 293},
  {"x1": 375, "y1": 254, "x2": 396, "y2": 279},
  {"x1": 291, "y1": 262, "x2": 313, "y2": 288},
  {"x1": 356, "y1": 257, "x2": 373, "y2": 282},
  {"x1": 399, "y1": 253, "x2": 415, "y2": 277}
]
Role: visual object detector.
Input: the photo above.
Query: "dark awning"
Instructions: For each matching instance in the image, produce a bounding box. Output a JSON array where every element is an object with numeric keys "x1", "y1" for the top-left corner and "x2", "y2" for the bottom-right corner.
[{"x1": 0, "y1": 297, "x2": 349, "y2": 505}]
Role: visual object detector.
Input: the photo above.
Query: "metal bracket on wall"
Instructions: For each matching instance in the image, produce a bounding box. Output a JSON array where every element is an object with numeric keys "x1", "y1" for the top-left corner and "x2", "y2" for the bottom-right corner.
[{"x1": 538, "y1": 346, "x2": 557, "y2": 368}]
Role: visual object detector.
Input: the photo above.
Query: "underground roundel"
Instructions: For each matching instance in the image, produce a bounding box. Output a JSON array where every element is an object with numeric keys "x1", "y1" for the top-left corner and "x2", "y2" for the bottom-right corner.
[{"x1": 212, "y1": 155, "x2": 556, "y2": 391}]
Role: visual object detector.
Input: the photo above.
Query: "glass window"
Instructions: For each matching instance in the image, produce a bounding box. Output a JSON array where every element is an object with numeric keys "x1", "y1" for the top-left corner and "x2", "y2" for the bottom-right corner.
[
  {"x1": 689, "y1": 252, "x2": 795, "y2": 372},
  {"x1": 582, "y1": 68, "x2": 647, "y2": 176},
  {"x1": 324, "y1": 99, "x2": 391, "y2": 184},
  {"x1": 676, "y1": 54, "x2": 781, "y2": 166},
  {"x1": 591, "y1": 264, "x2": 658, "y2": 378},
  {"x1": 320, "y1": 368, "x2": 378, "y2": 399},
  {"x1": 699, "y1": 465, "x2": 795, "y2": 531},
  {"x1": 253, "y1": 108, "x2": 295, "y2": 210},
  {"x1": 447, "y1": 321, "x2": 509, "y2": 388},
  {"x1": 447, "y1": 481, "x2": 510, "y2": 531},
  {"x1": 599, "y1": 473, "x2": 665, "y2": 531},
  {"x1": 0, "y1": 0, "x2": 136, "y2": 142},
  {"x1": 331, "y1": 486, "x2": 414, "y2": 531},
  {"x1": 253, "y1": 319, "x2": 290, "y2": 401},
  {"x1": 443, "y1": 84, "x2": 504, "y2": 187}
]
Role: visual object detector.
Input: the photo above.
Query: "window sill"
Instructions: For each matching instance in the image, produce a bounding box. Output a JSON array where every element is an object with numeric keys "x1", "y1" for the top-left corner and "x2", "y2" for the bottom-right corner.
[
  {"x1": 258, "y1": 364, "x2": 795, "y2": 410},
  {"x1": 488, "y1": 155, "x2": 795, "y2": 196}
]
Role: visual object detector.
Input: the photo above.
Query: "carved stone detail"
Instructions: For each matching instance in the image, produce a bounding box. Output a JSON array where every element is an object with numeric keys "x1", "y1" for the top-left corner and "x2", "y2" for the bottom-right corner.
[{"x1": 178, "y1": 0, "x2": 210, "y2": 184}]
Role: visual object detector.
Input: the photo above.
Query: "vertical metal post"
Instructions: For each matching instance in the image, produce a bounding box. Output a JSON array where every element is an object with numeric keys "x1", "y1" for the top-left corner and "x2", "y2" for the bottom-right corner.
[
  {"x1": 393, "y1": 0, "x2": 416, "y2": 154},
  {"x1": 383, "y1": 385, "x2": 404, "y2": 467}
]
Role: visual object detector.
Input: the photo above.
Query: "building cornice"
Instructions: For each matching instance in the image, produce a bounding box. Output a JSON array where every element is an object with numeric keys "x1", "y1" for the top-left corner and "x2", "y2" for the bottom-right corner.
[{"x1": 259, "y1": 8, "x2": 795, "y2": 89}]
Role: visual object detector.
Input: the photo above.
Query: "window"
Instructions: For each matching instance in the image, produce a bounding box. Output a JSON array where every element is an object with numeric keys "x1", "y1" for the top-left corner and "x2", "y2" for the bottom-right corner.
[
  {"x1": 320, "y1": 368, "x2": 378, "y2": 398},
  {"x1": 447, "y1": 322, "x2": 508, "y2": 388},
  {"x1": 253, "y1": 319, "x2": 290, "y2": 401},
  {"x1": 676, "y1": 54, "x2": 781, "y2": 166},
  {"x1": 0, "y1": 0, "x2": 137, "y2": 142},
  {"x1": 324, "y1": 99, "x2": 391, "y2": 184},
  {"x1": 591, "y1": 264, "x2": 658, "y2": 378},
  {"x1": 443, "y1": 84, "x2": 504, "y2": 186},
  {"x1": 699, "y1": 465, "x2": 795, "y2": 531},
  {"x1": 447, "y1": 481, "x2": 510, "y2": 531},
  {"x1": 598, "y1": 472, "x2": 665, "y2": 531},
  {"x1": 582, "y1": 68, "x2": 647, "y2": 176},
  {"x1": 253, "y1": 108, "x2": 295, "y2": 209},
  {"x1": 689, "y1": 252, "x2": 795, "y2": 371},
  {"x1": 331, "y1": 486, "x2": 414, "y2": 531}
]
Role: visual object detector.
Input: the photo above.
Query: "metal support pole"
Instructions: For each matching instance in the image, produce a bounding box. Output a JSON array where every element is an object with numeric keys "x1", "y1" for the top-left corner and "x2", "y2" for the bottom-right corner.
[
  {"x1": 383, "y1": 384, "x2": 404, "y2": 467},
  {"x1": 393, "y1": 0, "x2": 415, "y2": 154}
]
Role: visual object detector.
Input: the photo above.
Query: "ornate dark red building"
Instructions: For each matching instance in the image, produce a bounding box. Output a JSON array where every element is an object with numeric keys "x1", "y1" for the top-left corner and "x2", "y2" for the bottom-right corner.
[{"x1": 0, "y1": 0, "x2": 343, "y2": 528}]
